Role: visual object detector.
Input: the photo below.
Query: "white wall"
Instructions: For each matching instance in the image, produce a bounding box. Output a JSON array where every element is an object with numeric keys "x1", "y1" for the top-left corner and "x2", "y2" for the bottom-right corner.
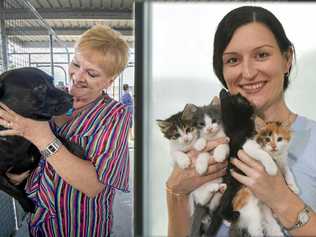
[{"x1": 146, "y1": 2, "x2": 316, "y2": 236}]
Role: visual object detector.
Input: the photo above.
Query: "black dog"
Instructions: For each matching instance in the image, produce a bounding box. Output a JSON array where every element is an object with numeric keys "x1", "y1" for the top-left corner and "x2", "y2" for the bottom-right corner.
[{"x1": 0, "y1": 67, "x2": 83, "y2": 213}]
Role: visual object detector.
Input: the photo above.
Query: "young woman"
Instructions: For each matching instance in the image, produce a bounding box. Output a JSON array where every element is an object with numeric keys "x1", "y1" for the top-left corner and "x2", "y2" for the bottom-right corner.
[{"x1": 166, "y1": 6, "x2": 316, "y2": 237}]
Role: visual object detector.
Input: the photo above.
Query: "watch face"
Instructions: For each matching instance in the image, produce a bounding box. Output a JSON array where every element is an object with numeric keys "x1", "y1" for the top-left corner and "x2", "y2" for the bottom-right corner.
[
  {"x1": 299, "y1": 211, "x2": 309, "y2": 224},
  {"x1": 48, "y1": 145, "x2": 57, "y2": 152}
]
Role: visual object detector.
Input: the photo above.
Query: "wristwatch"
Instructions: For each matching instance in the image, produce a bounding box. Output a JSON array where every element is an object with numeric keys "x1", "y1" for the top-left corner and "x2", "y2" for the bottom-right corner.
[
  {"x1": 284, "y1": 204, "x2": 312, "y2": 231},
  {"x1": 40, "y1": 138, "x2": 62, "y2": 159}
]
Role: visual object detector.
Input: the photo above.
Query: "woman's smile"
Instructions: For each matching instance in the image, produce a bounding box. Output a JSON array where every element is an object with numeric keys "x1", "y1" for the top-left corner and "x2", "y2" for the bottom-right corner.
[{"x1": 239, "y1": 80, "x2": 268, "y2": 94}]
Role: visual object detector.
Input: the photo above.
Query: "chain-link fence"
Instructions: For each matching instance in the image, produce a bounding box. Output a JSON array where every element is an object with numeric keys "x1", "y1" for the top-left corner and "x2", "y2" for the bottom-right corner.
[{"x1": 0, "y1": 0, "x2": 70, "y2": 236}]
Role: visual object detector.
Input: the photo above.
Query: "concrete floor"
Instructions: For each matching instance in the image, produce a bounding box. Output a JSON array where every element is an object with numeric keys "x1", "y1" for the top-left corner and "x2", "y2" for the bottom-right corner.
[{"x1": 14, "y1": 147, "x2": 134, "y2": 237}]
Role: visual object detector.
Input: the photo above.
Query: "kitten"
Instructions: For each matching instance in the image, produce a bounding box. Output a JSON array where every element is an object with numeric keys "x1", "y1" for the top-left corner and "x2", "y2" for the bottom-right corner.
[
  {"x1": 207, "y1": 89, "x2": 278, "y2": 236},
  {"x1": 157, "y1": 102, "x2": 228, "y2": 237},
  {"x1": 189, "y1": 100, "x2": 229, "y2": 237},
  {"x1": 157, "y1": 103, "x2": 200, "y2": 170},
  {"x1": 230, "y1": 121, "x2": 297, "y2": 237},
  {"x1": 256, "y1": 121, "x2": 299, "y2": 194}
]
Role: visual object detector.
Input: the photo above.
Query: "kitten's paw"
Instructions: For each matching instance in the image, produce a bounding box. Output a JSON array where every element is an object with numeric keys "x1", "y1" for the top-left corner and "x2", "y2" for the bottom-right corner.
[
  {"x1": 288, "y1": 183, "x2": 300, "y2": 194},
  {"x1": 177, "y1": 155, "x2": 191, "y2": 169},
  {"x1": 195, "y1": 153, "x2": 209, "y2": 175},
  {"x1": 219, "y1": 183, "x2": 227, "y2": 193},
  {"x1": 213, "y1": 148, "x2": 227, "y2": 162},
  {"x1": 194, "y1": 138, "x2": 206, "y2": 151},
  {"x1": 263, "y1": 160, "x2": 278, "y2": 176},
  {"x1": 213, "y1": 144, "x2": 229, "y2": 162}
]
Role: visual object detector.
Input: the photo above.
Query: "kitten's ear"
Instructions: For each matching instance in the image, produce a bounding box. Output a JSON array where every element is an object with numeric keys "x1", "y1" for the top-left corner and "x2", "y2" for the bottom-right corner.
[
  {"x1": 255, "y1": 116, "x2": 266, "y2": 132},
  {"x1": 182, "y1": 103, "x2": 198, "y2": 121},
  {"x1": 156, "y1": 119, "x2": 171, "y2": 132},
  {"x1": 210, "y1": 96, "x2": 220, "y2": 106}
]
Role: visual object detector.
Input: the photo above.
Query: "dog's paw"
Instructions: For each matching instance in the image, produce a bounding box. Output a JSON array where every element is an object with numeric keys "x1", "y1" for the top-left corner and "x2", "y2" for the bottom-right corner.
[
  {"x1": 194, "y1": 138, "x2": 206, "y2": 151},
  {"x1": 195, "y1": 153, "x2": 209, "y2": 175}
]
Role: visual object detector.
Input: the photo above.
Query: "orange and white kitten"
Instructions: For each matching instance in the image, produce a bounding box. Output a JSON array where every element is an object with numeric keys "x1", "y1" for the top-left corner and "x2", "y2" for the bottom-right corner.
[{"x1": 231, "y1": 122, "x2": 298, "y2": 237}]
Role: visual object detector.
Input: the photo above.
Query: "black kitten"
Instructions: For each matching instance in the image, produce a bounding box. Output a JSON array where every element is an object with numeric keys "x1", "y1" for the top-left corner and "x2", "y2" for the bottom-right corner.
[{"x1": 207, "y1": 89, "x2": 256, "y2": 236}]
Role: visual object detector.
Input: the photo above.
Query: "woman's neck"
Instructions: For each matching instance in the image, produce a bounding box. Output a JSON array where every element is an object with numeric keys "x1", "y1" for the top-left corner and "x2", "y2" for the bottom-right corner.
[
  {"x1": 258, "y1": 99, "x2": 293, "y2": 123},
  {"x1": 73, "y1": 94, "x2": 102, "y2": 110}
]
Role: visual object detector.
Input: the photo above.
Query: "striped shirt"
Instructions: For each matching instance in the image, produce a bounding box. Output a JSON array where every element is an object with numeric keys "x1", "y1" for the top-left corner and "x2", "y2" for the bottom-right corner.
[{"x1": 25, "y1": 94, "x2": 131, "y2": 237}]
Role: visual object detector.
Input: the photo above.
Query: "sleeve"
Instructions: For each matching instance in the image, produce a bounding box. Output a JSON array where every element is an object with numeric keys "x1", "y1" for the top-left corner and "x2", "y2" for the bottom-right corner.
[{"x1": 86, "y1": 106, "x2": 131, "y2": 192}]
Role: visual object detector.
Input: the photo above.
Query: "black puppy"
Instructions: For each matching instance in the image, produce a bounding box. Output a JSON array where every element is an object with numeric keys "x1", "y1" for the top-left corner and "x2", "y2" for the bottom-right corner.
[{"x1": 0, "y1": 67, "x2": 83, "y2": 213}]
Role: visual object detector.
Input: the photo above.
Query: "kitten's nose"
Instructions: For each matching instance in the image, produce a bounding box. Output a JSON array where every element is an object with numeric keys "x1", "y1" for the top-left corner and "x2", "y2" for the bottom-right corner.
[
  {"x1": 207, "y1": 128, "x2": 213, "y2": 133},
  {"x1": 271, "y1": 144, "x2": 277, "y2": 150}
]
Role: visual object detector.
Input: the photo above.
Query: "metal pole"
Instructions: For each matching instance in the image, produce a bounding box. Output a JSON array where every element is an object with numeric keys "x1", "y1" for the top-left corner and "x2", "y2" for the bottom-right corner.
[
  {"x1": 0, "y1": 0, "x2": 8, "y2": 72},
  {"x1": 49, "y1": 33, "x2": 54, "y2": 78}
]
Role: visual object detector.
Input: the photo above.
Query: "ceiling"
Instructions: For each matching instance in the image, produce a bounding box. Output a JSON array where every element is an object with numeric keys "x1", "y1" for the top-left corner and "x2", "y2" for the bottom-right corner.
[{"x1": 0, "y1": 0, "x2": 134, "y2": 49}]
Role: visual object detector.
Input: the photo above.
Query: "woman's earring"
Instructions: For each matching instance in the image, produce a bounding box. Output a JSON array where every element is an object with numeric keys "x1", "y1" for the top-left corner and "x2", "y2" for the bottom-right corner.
[{"x1": 284, "y1": 72, "x2": 289, "y2": 80}]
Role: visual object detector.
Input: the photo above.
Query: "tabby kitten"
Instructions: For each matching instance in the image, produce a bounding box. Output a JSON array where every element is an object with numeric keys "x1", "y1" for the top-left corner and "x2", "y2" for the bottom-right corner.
[
  {"x1": 157, "y1": 102, "x2": 227, "y2": 217},
  {"x1": 157, "y1": 104, "x2": 199, "y2": 170},
  {"x1": 230, "y1": 121, "x2": 297, "y2": 237}
]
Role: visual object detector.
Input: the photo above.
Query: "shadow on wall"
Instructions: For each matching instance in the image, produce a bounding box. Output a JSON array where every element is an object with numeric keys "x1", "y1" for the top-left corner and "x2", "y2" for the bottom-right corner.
[{"x1": 286, "y1": 50, "x2": 316, "y2": 120}]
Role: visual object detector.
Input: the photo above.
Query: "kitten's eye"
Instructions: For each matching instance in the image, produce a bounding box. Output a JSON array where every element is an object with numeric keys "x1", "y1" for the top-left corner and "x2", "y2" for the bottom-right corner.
[
  {"x1": 171, "y1": 134, "x2": 180, "y2": 139},
  {"x1": 186, "y1": 128, "x2": 192, "y2": 133},
  {"x1": 198, "y1": 122, "x2": 205, "y2": 127},
  {"x1": 212, "y1": 119, "x2": 217, "y2": 124},
  {"x1": 277, "y1": 137, "x2": 283, "y2": 142},
  {"x1": 265, "y1": 137, "x2": 271, "y2": 142}
]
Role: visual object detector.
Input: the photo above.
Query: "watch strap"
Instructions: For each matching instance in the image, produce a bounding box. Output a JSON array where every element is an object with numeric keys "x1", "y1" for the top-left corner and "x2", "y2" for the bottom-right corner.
[
  {"x1": 40, "y1": 138, "x2": 62, "y2": 159},
  {"x1": 284, "y1": 204, "x2": 312, "y2": 231}
]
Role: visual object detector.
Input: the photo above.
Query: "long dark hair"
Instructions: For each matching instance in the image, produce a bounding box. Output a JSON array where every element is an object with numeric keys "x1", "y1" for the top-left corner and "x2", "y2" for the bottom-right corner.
[{"x1": 213, "y1": 6, "x2": 294, "y2": 90}]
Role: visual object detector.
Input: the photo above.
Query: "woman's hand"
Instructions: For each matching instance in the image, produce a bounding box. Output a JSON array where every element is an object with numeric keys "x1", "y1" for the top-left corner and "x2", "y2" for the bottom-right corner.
[
  {"x1": 0, "y1": 102, "x2": 55, "y2": 149},
  {"x1": 166, "y1": 137, "x2": 228, "y2": 194},
  {"x1": 6, "y1": 170, "x2": 31, "y2": 186},
  {"x1": 231, "y1": 149, "x2": 292, "y2": 210}
]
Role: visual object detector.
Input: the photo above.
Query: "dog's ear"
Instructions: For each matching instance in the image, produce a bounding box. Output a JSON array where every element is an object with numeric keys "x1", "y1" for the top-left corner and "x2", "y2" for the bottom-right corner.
[{"x1": 32, "y1": 84, "x2": 47, "y2": 101}]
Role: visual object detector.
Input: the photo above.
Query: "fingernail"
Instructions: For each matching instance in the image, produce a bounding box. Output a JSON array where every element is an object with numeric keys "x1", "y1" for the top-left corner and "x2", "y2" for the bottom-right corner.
[
  {"x1": 230, "y1": 168, "x2": 234, "y2": 174},
  {"x1": 225, "y1": 137, "x2": 230, "y2": 142}
]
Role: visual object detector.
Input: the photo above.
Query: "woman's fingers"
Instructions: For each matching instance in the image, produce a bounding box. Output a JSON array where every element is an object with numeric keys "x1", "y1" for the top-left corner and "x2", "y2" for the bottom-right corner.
[
  {"x1": 231, "y1": 157, "x2": 258, "y2": 177},
  {"x1": 0, "y1": 102, "x2": 16, "y2": 120},
  {"x1": 195, "y1": 167, "x2": 226, "y2": 186},
  {"x1": 203, "y1": 137, "x2": 229, "y2": 152},
  {"x1": 0, "y1": 128, "x2": 22, "y2": 136},
  {"x1": 237, "y1": 150, "x2": 265, "y2": 172},
  {"x1": 231, "y1": 169, "x2": 253, "y2": 187},
  {"x1": 207, "y1": 160, "x2": 227, "y2": 174}
]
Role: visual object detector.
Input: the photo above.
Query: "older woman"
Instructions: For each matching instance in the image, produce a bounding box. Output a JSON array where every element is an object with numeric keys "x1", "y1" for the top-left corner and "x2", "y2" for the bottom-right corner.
[{"x1": 1, "y1": 25, "x2": 131, "y2": 237}]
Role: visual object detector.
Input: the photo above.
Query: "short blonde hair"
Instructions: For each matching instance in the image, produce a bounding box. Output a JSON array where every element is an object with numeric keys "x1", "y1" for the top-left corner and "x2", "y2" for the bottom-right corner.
[{"x1": 75, "y1": 24, "x2": 129, "y2": 77}]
